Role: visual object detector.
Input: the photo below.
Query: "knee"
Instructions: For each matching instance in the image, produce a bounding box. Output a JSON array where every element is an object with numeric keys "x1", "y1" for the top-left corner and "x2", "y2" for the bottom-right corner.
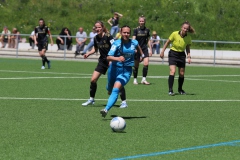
[
  {"x1": 179, "y1": 72, "x2": 185, "y2": 77},
  {"x1": 90, "y1": 79, "x2": 97, "y2": 83}
]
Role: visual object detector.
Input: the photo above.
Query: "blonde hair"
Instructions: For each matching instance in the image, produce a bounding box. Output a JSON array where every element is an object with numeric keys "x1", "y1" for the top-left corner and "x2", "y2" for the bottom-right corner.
[
  {"x1": 139, "y1": 15, "x2": 146, "y2": 22},
  {"x1": 12, "y1": 28, "x2": 18, "y2": 33}
]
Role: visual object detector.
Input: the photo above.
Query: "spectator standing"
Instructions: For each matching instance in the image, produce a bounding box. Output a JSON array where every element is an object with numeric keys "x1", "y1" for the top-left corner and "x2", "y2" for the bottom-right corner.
[
  {"x1": 0, "y1": 26, "x2": 11, "y2": 48},
  {"x1": 74, "y1": 27, "x2": 87, "y2": 57},
  {"x1": 81, "y1": 26, "x2": 97, "y2": 55},
  {"x1": 160, "y1": 21, "x2": 195, "y2": 95},
  {"x1": 107, "y1": 12, "x2": 123, "y2": 37},
  {"x1": 150, "y1": 31, "x2": 160, "y2": 54},
  {"x1": 34, "y1": 18, "x2": 54, "y2": 69},
  {"x1": 56, "y1": 27, "x2": 72, "y2": 50}
]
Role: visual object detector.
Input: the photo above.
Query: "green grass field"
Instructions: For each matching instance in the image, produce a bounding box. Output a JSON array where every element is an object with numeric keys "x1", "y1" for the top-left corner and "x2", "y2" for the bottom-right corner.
[{"x1": 0, "y1": 58, "x2": 240, "y2": 160}]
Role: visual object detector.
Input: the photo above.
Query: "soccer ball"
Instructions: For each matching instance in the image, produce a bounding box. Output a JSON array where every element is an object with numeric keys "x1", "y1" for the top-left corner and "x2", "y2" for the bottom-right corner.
[{"x1": 110, "y1": 117, "x2": 126, "y2": 132}]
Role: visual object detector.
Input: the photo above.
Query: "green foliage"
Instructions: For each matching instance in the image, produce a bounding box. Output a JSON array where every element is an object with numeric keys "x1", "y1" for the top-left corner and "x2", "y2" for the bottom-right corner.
[{"x1": 1, "y1": 0, "x2": 240, "y2": 42}]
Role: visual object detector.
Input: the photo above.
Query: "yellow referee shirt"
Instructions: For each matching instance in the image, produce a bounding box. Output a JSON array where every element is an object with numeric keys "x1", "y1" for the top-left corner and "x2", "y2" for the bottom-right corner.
[{"x1": 169, "y1": 31, "x2": 192, "y2": 52}]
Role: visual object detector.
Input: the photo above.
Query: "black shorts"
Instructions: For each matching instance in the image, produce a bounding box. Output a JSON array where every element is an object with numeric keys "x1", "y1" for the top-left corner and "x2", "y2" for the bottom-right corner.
[
  {"x1": 168, "y1": 50, "x2": 186, "y2": 68},
  {"x1": 134, "y1": 47, "x2": 149, "y2": 61},
  {"x1": 37, "y1": 42, "x2": 48, "y2": 51},
  {"x1": 94, "y1": 63, "x2": 108, "y2": 75}
]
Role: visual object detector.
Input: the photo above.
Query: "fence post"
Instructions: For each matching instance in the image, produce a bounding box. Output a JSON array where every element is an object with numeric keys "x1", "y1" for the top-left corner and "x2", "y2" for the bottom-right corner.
[
  {"x1": 16, "y1": 36, "x2": 19, "y2": 58},
  {"x1": 63, "y1": 36, "x2": 66, "y2": 60},
  {"x1": 213, "y1": 41, "x2": 216, "y2": 66},
  {"x1": 161, "y1": 39, "x2": 164, "y2": 64}
]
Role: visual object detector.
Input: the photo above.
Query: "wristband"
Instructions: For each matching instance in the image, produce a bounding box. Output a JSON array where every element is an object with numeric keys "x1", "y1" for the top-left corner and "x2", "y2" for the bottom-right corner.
[{"x1": 187, "y1": 56, "x2": 191, "y2": 59}]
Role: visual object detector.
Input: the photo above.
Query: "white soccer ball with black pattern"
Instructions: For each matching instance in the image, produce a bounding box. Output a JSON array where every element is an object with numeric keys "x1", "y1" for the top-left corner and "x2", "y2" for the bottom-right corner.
[{"x1": 110, "y1": 117, "x2": 126, "y2": 132}]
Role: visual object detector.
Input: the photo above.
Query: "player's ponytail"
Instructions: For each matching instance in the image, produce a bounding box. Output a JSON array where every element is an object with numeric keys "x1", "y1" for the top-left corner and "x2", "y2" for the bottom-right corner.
[{"x1": 182, "y1": 21, "x2": 195, "y2": 34}]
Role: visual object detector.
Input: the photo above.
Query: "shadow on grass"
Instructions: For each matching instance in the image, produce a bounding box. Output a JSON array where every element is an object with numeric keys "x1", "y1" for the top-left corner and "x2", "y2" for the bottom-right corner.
[{"x1": 111, "y1": 115, "x2": 147, "y2": 119}]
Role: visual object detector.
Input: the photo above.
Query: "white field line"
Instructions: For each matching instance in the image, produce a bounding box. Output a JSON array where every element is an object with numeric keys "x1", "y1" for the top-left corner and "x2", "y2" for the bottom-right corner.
[
  {"x1": 0, "y1": 70, "x2": 239, "y2": 82},
  {"x1": 0, "y1": 70, "x2": 92, "y2": 76},
  {"x1": 0, "y1": 77, "x2": 239, "y2": 83},
  {"x1": 0, "y1": 69, "x2": 240, "y2": 78},
  {"x1": 185, "y1": 78, "x2": 240, "y2": 83},
  {"x1": 0, "y1": 77, "x2": 91, "y2": 80},
  {"x1": 0, "y1": 97, "x2": 240, "y2": 102}
]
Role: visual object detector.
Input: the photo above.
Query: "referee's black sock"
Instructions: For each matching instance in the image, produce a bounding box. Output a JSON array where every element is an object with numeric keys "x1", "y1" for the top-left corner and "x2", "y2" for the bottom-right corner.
[
  {"x1": 178, "y1": 76, "x2": 184, "y2": 91},
  {"x1": 133, "y1": 67, "x2": 138, "y2": 78},
  {"x1": 119, "y1": 87, "x2": 126, "y2": 101},
  {"x1": 90, "y1": 82, "x2": 97, "y2": 98},
  {"x1": 143, "y1": 65, "x2": 148, "y2": 77},
  {"x1": 168, "y1": 75, "x2": 174, "y2": 92}
]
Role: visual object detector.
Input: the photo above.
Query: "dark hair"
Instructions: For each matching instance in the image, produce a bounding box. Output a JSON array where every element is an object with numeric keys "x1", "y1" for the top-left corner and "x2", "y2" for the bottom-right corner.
[
  {"x1": 95, "y1": 20, "x2": 109, "y2": 33},
  {"x1": 182, "y1": 21, "x2": 195, "y2": 33},
  {"x1": 39, "y1": 18, "x2": 45, "y2": 27},
  {"x1": 121, "y1": 25, "x2": 131, "y2": 35},
  {"x1": 60, "y1": 27, "x2": 71, "y2": 35}
]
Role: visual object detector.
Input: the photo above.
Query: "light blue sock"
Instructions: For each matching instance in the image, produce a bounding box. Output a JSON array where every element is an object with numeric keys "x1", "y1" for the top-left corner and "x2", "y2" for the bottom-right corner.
[{"x1": 105, "y1": 88, "x2": 119, "y2": 111}]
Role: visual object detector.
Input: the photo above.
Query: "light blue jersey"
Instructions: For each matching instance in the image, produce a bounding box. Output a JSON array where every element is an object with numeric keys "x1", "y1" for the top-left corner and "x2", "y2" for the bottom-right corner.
[{"x1": 108, "y1": 39, "x2": 138, "y2": 67}]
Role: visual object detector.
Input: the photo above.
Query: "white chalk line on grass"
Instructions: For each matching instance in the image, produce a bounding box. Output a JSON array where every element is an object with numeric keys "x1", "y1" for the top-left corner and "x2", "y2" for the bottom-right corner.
[
  {"x1": 0, "y1": 77, "x2": 91, "y2": 80},
  {"x1": 0, "y1": 70, "x2": 239, "y2": 82},
  {"x1": 0, "y1": 97, "x2": 240, "y2": 102},
  {"x1": 0, "y1": 76, "x2": 239, "y2": 83},
  {"x1": 0, "y1": 70, "x2": 92, "y2": 76},
  {"x1": 0, "y1": 69, "x2": 240, "y2": 78}
]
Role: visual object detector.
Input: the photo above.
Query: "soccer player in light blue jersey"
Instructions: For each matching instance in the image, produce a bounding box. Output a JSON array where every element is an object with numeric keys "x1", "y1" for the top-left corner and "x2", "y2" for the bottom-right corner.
[{"x1": 100, "y1": 25, "x2": 144, "y2": 118}]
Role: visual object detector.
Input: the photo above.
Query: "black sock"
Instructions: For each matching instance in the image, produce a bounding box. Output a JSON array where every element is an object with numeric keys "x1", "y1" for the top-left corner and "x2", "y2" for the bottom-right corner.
[
  {"x1": 168, "y1": 75, "x2": 175, "y2": 92},
  {"x1": 119, "y1": 87, "x2": 126, "y2": 101},
  {"x1": 143, "y1": 65, "x2": 148, "y2": 77},
  {"x1": 44, "y1": 56, "x2": 49, "y2": 63},
  {"x1": 41, "y1": 56, "x2": 45, "y2": 66},
  {"x1": 178, "y1": 76, "x2": 184, "y2": 91},
  {"x1": 90, "y1": 82, "x2": 97, "y2": 98},
  {"x1": 133, "y1": 67, "x2": 138, "y2": 78}
]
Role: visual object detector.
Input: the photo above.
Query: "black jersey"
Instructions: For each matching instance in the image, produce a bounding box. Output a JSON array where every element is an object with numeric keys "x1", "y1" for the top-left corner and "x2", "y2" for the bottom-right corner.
[
  {"x1": 35, "y1": 26, "x2": 50, "y2": 44},
  {"x1": 133, "y1": 26, "x2": 150, "y2": 50},
  {"x1": 94, "y1": 33, "x2": 114, "y2": 68},
  {"x1": 111, "y1": 17, "x2": 119, "y2": 26}
]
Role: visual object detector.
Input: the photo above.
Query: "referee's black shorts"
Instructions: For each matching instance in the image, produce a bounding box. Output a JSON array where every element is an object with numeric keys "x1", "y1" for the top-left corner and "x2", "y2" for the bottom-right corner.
[{"x1": 168, "y1": 49, "x2": 186, "y2": 68}]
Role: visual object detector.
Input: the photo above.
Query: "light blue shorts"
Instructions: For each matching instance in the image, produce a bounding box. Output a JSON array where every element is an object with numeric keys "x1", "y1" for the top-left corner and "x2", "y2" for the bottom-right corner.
[{"x1": 106, "y1": 64, "x2": 132, "y2": 92}]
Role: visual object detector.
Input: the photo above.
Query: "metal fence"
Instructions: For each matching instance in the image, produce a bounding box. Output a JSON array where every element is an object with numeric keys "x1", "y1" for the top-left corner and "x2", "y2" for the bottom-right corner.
[{"x1": 1, "y1": 33, "x2": 240, "y2": 65}]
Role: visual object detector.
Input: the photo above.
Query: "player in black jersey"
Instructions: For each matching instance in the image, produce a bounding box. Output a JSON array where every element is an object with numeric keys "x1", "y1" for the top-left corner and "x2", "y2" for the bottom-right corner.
[
  {"x1": 34, "y1": 18, "x2": 53, "y2": 69},
  {"x1": 82, "y1": 21, "x2": 127, "y2": 108},
  {"x1": 132, "y1": 15, "x2": 152, "y2": 85}
]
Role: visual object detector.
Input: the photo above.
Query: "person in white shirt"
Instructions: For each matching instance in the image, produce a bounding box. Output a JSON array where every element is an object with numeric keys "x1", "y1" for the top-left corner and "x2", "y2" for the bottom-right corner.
[
  {"x1": 0, "y1": 26, "x2": 11, "y2": 48},
  {"x1": 29, "y1": 30, "x2": 35, "y2": 48},
  {"x1": 81, "y1": 27, "x2": 97, "y2": 55},
  {"x1": 150, "y1": 31, "x2": 160, "y2": 54},
  {"x1": 74, "y1": 27, "x2": 87, "y2": 57}
]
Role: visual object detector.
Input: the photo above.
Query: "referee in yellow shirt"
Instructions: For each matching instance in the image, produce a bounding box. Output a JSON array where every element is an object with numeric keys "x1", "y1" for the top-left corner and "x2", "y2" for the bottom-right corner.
[{"x1": 160, "y1": 21, "x2": 195, "y2": 96}]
